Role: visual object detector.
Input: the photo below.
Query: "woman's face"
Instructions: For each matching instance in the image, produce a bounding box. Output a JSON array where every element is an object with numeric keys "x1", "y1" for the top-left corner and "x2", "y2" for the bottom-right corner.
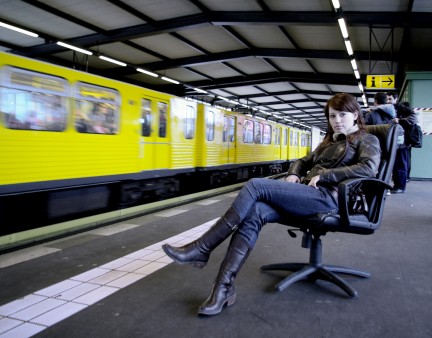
[{"x1": 328, "y1": 107, "x2": 358, "y2": 134}]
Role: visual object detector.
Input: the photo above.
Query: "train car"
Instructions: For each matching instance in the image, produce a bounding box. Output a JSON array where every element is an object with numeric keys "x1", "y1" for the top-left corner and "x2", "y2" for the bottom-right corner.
[
  {"x1": 234, "y1": 113, "x2": 288, "y2": 174},
  {"x1": 0, "y1": 51, "x2": 304, "y2": 240},
  {"x1": 194, "y1": 105, "x2": 290, "y2": 187}
]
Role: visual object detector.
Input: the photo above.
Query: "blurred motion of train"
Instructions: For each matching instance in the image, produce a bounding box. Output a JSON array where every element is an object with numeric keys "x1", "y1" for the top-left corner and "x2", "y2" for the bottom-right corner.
[{"x1": 0, "y1": 51, "x2": 311, "y2": 238}]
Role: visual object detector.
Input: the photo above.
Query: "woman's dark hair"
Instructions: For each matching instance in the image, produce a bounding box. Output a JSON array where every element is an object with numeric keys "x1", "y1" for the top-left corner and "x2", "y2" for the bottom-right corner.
[{"x1": 319, "y1": 93, "x2": 366, "y2": 149}]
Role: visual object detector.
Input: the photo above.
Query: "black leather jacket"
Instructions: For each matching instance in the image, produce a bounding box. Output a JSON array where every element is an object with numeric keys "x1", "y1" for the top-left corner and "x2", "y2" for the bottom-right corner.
[{"x1": 287, "y1": 131, "x2": 381, "y2": 190}]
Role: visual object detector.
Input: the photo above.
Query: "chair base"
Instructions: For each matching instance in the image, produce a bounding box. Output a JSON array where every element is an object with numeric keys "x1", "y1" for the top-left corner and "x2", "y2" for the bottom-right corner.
[
  {"x1": 261, "y1": 233, "x2": 370, "y2": 298},
  {"x1": 261, "y1": 262, "x2": 370, "y2": 297}
]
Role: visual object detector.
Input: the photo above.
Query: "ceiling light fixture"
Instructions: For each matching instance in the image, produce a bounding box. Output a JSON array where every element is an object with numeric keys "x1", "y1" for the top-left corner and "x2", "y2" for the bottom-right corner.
[
  {"x1": 193, "y1": 88, "x2": 208, "y2": 94},
  {"x1": 56, "y1": 41, "x2": 92, "y2": 55},
  {"x1": 137, "y1": 68, "x2": 158, "y2": 77},
  {"x1": 0, "y1": 21, "x2": 38, "y2": 37},
  {"x1": 161, "y1": 76, "x2": 180, "y2": 84},
  {"x1": 354, "y1": 70, "x2": 360, "y2": 79},
  {"x1": 331, "y1": 0, "x2": 341, "y2": 10},
  {"x1": 338, "y1": 18, "x2": 349, "y2": 39},
  {"x1": 217, "y1": 96, "x2": 230, "y2": 102},
  {"x1": 99, "y1": 55, "x2": 127, "y2": 67},
  {"x1": 344, "y1": 40, "x2": 353, "y2": 55}
]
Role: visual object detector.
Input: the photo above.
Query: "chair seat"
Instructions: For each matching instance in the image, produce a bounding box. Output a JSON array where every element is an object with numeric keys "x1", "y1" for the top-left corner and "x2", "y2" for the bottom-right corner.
[{"x1": 280, "y1": 213, "x2": 374, "y2": 235}]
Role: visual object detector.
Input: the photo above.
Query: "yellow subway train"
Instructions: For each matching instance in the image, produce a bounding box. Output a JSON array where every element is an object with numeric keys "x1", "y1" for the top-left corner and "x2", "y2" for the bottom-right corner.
[{"x1": 0, "y1": 51, "x2": 310, "y2": 234}]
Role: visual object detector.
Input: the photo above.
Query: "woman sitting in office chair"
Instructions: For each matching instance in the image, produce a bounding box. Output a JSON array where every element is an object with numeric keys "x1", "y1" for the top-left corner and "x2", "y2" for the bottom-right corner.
[{"x1": 163, "y1": 93, "x2": 381, "y2": 316}]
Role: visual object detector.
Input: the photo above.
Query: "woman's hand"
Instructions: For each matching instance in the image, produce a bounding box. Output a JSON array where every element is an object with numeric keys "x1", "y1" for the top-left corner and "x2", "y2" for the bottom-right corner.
[
  {"x1": 308, "y1": 175, "x2": 320, "y2": 189},
  {"x1": 284, "y1": 175, "x2": 300, "y2": 183}
]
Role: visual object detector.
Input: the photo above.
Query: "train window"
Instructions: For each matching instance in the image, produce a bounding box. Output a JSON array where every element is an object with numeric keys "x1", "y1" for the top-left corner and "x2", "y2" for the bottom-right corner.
[
  {"x1": 254, "y1": 121, "x2": 263, "y2": 144},
  {"x1": 224, "y1": 116, "x2": 235, "y2": 142},
  {"x1": 74, "y1": 82, "x2": 119, "y2": 134},
  {"x1": 294, "y1": 131, "x2": 299, "y2": 146},
  {"x1": 184, "y1": 104, "x2": 195, "y2": 139},
  {"x1": 243, "y1": 120, "x2": 254, "y2": 143},
  {"x1": 290, "y1": 130, "x2": 293, "y2": 146},
  {"x1": 228, "y1": 116, "x2": 235, "y2": 142},
  {"x1": 284, "y1": 129, "x2": 288, "y2": 146},
  {"x1": 141, "y1": 99, "x2": 152, "y2": 136},
  {"x1": 223, "y1": 116, "x2": 228, "y2": 142},
  {"x1": 263, "y1": 124, "x2": 272, "y2": 144},
  {"x1": 1, "y1": 67, "x2": 68, "y2": 131},
  {"x1": 158, "y1": 102, "x2": 168, "y2": 137},
  {"x1": 206, "y1": 110, "x2": 215, "y2": 141}
]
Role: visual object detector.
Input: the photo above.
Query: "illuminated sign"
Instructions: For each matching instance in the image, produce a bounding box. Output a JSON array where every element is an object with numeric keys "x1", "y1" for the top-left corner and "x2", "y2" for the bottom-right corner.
[{"x1": 366, "y1": 75, "x2": 395, "y2": 89}]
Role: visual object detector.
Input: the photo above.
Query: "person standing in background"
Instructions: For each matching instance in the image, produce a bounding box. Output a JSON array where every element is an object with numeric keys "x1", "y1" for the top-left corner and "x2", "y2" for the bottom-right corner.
[
  {"x1": 364, "y1": 92, "x2": 395, "y2": 125},
  {"x1": 386, "y1": 91, "x2": 417, "y2": 193}
]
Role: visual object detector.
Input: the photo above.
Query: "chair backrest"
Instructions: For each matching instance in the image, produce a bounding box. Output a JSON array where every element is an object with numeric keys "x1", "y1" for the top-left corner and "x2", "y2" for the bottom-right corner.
[
  {"x1": 365, "y1": 124, "x2": 402, "y2": 184},
  {"x1": 346, "y1": 123, "x2": 403, "y2": 229}
]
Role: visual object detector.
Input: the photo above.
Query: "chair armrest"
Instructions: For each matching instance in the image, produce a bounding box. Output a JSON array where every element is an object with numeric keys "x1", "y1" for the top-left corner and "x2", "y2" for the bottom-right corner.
[{"x1": 338, "y1": 177, "x2": 393, "y2": 227}]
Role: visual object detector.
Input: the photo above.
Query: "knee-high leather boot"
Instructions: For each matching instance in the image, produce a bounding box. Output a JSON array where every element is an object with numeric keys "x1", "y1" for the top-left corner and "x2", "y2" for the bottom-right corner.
[
  {"x1": 198, "y1": 234, "x2": 250, "y2": 316},
  {"x1": 162, "y1": 207, "x2": 241, "y2": 269}
]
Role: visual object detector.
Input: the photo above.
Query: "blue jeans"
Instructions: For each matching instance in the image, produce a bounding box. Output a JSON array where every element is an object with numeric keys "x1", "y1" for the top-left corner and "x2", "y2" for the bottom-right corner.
[
  {"x1": 230, "y1": 178, "x2": 339, "y2": 248},
  {"x1": 392, "y1": 147, "x2": 410, "y2": 191}
]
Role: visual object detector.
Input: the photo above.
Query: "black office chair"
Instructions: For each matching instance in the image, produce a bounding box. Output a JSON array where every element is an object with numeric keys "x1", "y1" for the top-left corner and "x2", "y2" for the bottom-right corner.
[{"x1": 261, "y1": 123, "x2": 403, "y2": 297}]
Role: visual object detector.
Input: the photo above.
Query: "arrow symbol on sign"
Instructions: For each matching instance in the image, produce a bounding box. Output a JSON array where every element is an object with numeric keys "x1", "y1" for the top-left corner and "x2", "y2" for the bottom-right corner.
[{"x1": 382, "y1": 77, "x2": 394, "y2": 86}]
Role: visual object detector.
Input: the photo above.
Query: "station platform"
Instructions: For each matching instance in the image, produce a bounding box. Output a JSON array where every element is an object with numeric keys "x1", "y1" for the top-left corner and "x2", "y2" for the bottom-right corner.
[{"x1": 1, "y1": 181, "x2": 431, "y2": 338}]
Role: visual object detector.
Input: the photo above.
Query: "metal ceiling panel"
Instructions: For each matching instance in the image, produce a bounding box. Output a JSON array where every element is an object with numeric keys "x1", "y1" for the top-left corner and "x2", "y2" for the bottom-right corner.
[
  {"x1": 163, "y1": 67, "x2": 209, "y2": 82},
  {"x1": 1, "y1": 0, "x2": 431, "y2": 130},
  {"x1": 266, "y1": 1, "x2": 331, "y2": 12},
  {"x1": 91, "y1": 42, "x2": 157, "y2": 64},
  {"x1": 189, "y1": 62, "x2": 240, "y2": 79},
  {"x1": 286, "y1": 25, "x2": 344, "y2": 51},
  {"x1": 343, "y1": 0, "x2": 409, "y2": 11},
  {"x1": 269, "y1": 58, "x2": 314, "y2": 72},
  {"x1": 43, "y1": 0, "x2": 144, "y2": 30},
  {"x1": 125, "y1": 0, "x2": 202, "y2": 20},
  {"x1": 307, "y1": 59, "x2": 352, "y2": 74},
  {"x1": 226, "y1": 86, "x2": 268, "y2": 96},
  {"x1": 1, "y1": 1, "x2": 95, "y2": 40},
  {"x1": 413, "y1": 0, "x2": 432, "y2": 11},
  {"x1": 199, "y1": 0, "x2": 262, "y2": 11},
  {"x1": 227, "y1": 58, "x2": 276, "y2": 75},
  {"x1": 132, "y1": 34, "x2": 203, "y2": 59},
  {"x1": 175, "y1": 26, "x2": 245, "y2": 53},
  {"x1": 232, "y1": 25, "x2": 296, "y2": 49}
]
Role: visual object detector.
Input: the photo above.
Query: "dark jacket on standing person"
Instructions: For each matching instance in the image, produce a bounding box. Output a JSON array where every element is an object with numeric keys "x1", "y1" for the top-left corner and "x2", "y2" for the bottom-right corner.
[
  {"x1": 364, "y1": 104, "x2": 395, "y2": 125},
  {"x1": 395, "y1": 102, "x2": 417, "y2": 148}
]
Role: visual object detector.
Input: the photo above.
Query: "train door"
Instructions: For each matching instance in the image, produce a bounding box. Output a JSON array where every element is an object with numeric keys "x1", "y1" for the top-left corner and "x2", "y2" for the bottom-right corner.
[
  {"x1": 274, "y1": 126, "x2": 282, "y2": 160},
  {"x1": 282, "y1": 127, "x2": 289, "y2": 161},
  {"x1": 288, "y1": 128, "x2": 299, "y2": 159},
  {"x1": 138, "y1": 97, "x2": 170, "y2": 171},
  {"x1": 222, "y1": 115, "x2": 236, "y2": 164}
]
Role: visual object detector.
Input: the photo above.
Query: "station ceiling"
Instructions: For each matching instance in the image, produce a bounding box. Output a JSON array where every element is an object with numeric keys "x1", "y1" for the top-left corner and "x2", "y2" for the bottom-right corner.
[{"x1": 1, "y1": 0, "x2": 432, "y2": 130}]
